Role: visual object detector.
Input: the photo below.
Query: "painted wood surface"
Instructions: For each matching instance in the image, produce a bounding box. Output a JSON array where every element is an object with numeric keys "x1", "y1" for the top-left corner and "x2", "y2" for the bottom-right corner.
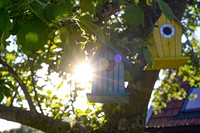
[
  {"x1": 147, "y1": 35, "x2": 159, "y2": 58},
  {"x1": 102, "y1": 49, "x2": 108, "y2": 93},
  {"x1": 153, "y1": 21, "x2": 164, "y2": 57},
  {"x1": 144, "y1": 57, "x2": 190, "y2": 70},
  {"x1": 158, "y1": 14, "x2": 170, "y2": 57},
  {"x1": 108, "y1": 50, "x2": 114, "y2": 94},
  {"x1": 150, "y1": 14, "x2": 183, "y2": 58},
  {"x1": 119, "y1": 61, "x2": 124, "y2": 93},
  {"x1": 146, "y1": 14, "x2": 189, "y2": 70},
  {"x1": 175, "y1": 21, "x2": 182, "y2": 57},
  {"x1": 87, "y1": 45, "x2": 129, "y2": 103},
  {"x1": 166, "y1": 18, "x2": 176, "y2": 57}
]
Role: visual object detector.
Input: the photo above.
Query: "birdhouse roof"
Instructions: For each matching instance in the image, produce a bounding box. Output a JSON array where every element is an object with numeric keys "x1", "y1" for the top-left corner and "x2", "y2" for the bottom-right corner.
[
  {"x1": 156, "y1": 14, "x2": 187, "y2": 32},
  {"x1": 93, "y1": 45, "x2": 130, "y2": 64},
  {"x1": 145, "y1": 14, "x2": 186, "y2": 38}
]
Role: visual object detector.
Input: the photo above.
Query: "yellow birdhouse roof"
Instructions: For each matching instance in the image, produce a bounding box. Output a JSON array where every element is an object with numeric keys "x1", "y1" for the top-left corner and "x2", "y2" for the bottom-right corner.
[{"x1": 155, "y1": 14, "x2": 186, "y2": 33}]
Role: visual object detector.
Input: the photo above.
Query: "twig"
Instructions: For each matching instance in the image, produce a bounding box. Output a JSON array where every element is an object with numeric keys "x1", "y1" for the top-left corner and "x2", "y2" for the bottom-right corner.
[
  {"x1": 10, "y1": 85, "x2": 19, "y2": 107},
  {"x1": 0, "y1": 58, "x2": 36, "y2": 113},
  {"x1": 30, "y1": 58, "x2": 44, "y2": 114}
]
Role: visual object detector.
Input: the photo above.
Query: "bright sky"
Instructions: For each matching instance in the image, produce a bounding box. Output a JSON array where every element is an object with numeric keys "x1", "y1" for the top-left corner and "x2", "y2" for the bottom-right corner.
[
  {"x1": 1, "y1": 27, "x2": 200, "y2": 131},
  {"x1": 0, "y1": 119, "x2": 20, "y2": 131}
]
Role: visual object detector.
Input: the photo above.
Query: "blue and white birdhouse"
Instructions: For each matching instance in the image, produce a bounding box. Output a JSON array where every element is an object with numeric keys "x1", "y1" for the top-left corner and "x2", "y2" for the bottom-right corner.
[{"x1": 87, "y1": 45, "x2": 129, "y2": 103}]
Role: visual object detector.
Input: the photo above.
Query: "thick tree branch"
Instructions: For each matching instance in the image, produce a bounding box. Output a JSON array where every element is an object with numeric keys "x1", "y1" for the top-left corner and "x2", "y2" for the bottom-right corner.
[
  {"x1": 0, "y1": 58, "x2": 36, "y2": 113},
  {"x1": 0, "y1": 104, "x2": 70, "y2": 133}
]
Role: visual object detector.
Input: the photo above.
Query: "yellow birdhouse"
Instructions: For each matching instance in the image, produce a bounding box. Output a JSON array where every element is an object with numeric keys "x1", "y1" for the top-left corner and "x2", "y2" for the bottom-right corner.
[{"x1": 145, "y1": 14, "x2": 189, "y2": 70}]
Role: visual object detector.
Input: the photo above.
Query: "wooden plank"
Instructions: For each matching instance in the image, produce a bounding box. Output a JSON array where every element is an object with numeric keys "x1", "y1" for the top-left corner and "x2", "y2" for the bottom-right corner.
[
  {"x1": 97, "y1": 54, "x2": 103, "y2": 94},
  {"x1": 144, "y1": 57, "x2": 189, "y2": 70},
  {"x1": 175, "y1": 21, "x2": 182, "y2": 57},
  {"x1": 153, "y1": 18, "x2": 164, "y2": 57},
  {"x1": 147, "y1": 35, "x2": 159, "y2": 57},
  {"x1": 159, "y1": 14, "x2": 170, "y2": 57},
  {"x1": 108, "y1": 50, "x2": 113, "y2": 94},
  {"x1": 163, "y1": 17, "x2": 172, "y2": 57},
  {"x1": 113, "y1": 54, "x2": 119, "y2": 94},
  {"x1": 91, "y1": 60, "x2": 97, "y2": 93},
  {"x1": 87, "y1": 93, "x2": 129, "y2": 103},
  {"x1": 166, "y1": 18, "x2": 176, "y2": 58},
  {"x1": 118, "y1": 61, "x2": 124, "y2": 93},
  {"x1": 166, "y1": 18, "x2": 175, "y2": 57},
  {"x1": 102, "y1": 48, "x2": 108, "y2": 94}
]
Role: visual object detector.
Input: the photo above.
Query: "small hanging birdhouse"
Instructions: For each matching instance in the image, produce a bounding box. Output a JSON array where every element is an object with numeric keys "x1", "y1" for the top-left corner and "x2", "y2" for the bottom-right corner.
[
  {"x1": 87, "y1": 45, "x2": 129, "y2": 103},
  {"x1": 145, "y1": 14, "x2": 189, "y2": 70}
]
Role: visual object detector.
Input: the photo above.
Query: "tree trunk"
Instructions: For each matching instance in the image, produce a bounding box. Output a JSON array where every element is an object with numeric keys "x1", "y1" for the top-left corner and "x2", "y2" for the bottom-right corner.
[
  {"x1": 0, "y1": 0, "x2": 188, "y2": 133},
  {"x1": 102, "y1": 71, "x2": 159, "y2": 133},
  {"x1": 102, "y1": 1, "x2": 188, "y2": 133}
]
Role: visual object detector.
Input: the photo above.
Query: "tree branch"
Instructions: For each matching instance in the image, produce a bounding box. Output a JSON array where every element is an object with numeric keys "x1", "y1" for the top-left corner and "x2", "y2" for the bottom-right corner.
[
  {"x1": 30, "y1": 58, "x2": 44, "y2": 114},
  {"x1": 0, "y1": 58, "x2": 36, "y2": 113},
  {"x1": 0, "y1": 104, "x2": 71, "y2": 133}
]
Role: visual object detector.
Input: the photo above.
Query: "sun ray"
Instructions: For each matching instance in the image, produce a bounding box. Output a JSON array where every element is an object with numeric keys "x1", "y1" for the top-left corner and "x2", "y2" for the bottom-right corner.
[{"x1": 73, "y1": 62, "x2": 93, "y2": 85}]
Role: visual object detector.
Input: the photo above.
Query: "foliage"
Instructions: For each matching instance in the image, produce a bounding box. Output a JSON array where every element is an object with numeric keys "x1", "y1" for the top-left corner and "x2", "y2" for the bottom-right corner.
[
  {"x1": 152, "y1": 1, "x2": 200, "y2": 113},
  {"x1": 0, "y1": 0, "x2": 199, "y2": 132}
]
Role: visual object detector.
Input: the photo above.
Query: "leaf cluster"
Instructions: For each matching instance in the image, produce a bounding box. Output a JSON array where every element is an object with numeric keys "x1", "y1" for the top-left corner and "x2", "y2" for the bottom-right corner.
[{"x1": 0, "y1": 0, "x2": 198, "y2": 131}]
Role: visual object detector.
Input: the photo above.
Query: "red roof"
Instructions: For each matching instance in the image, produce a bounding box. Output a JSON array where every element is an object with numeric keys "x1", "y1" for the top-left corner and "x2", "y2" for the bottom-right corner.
[{"x1": 146, "y1": 82, "x2": 200, "y2": 129}]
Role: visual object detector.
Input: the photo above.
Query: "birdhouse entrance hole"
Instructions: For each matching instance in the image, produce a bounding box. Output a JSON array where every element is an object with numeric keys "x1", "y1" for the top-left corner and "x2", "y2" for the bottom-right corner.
[{"x1": 160, "y1": 24, "x2": 175, "y2": 38}]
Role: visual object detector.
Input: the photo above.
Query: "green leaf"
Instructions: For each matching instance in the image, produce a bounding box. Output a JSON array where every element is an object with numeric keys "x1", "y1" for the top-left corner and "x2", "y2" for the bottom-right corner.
[
  {"x1": 134, "y1": 0, "x2": 139, "y2": 4},
  {"x1": 59, "y1": 27, "x2": 71, "y2": 71},
  {"x1": 69, "y1": 24, "x2": 83, "y2": 42},
  {"x1": 45, "y1": 2, "x2": 73, "y2": 22},
  {"x1": 1, "y1": 22, "x2": 12, "y2": 49},
  {"x1": 17, "y1": 17, "x2": 49, "y2": 53},
  {"x1": 3, "y1": 86, "x2": 11, "y2": 98},
  {"x1": 0, "y1": 92, "x2": 3, "y2": 103},
  {"x1": 79, "y1": 15, "x2": 106, "y2": 44},
  {"x1": 5, "y1": 53, "x2": 14, "y2": 62},
  {"x1": 142, "y1": 48, "x2": 152, "y2": 67},
  {"x1": 146, "y1": 0, "x2": 152, "y2": 5},
  {"x1": 0, "y1": 8, "x2": 11, "y2": 49},
  {"x1": 80, "y1": 0, "x2": 93, "y2": 12},
  {"x1": 0, "y1": 8, "x2": 10, "y2": 39},
  {"x1": 0, "y1": 85, "x2": 4, "y2": 102},
  {"x1": 59, "y1": 27, "x2": 85, "y2": 72},
  {"x1": 10, "y1": 0, "x2": 29, "y2": 9},
  {"x1": 46, "y1": 90, "x2": 52, "y2": 96},
  {"x1": 0, "y1": 0, "x2": 9, "y2": 8},
  {"x1": 10, "y1": 19, "x2": 19, "y2": 35},
  {"x1": 29, "y1": 0, "x2": 48, "y2": 22},
  {"x1": 156, "y1": 0, "x2": 174, "y2": 21},
  {"x1": 124, "y1": 4, "x2": 144, "y2": 28}
]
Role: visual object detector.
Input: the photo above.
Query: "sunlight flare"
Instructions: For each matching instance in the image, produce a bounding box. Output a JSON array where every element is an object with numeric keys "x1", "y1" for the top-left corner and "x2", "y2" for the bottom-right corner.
[{"x1": 73, "y1": 62, "x2": 93, "y2": 84}]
